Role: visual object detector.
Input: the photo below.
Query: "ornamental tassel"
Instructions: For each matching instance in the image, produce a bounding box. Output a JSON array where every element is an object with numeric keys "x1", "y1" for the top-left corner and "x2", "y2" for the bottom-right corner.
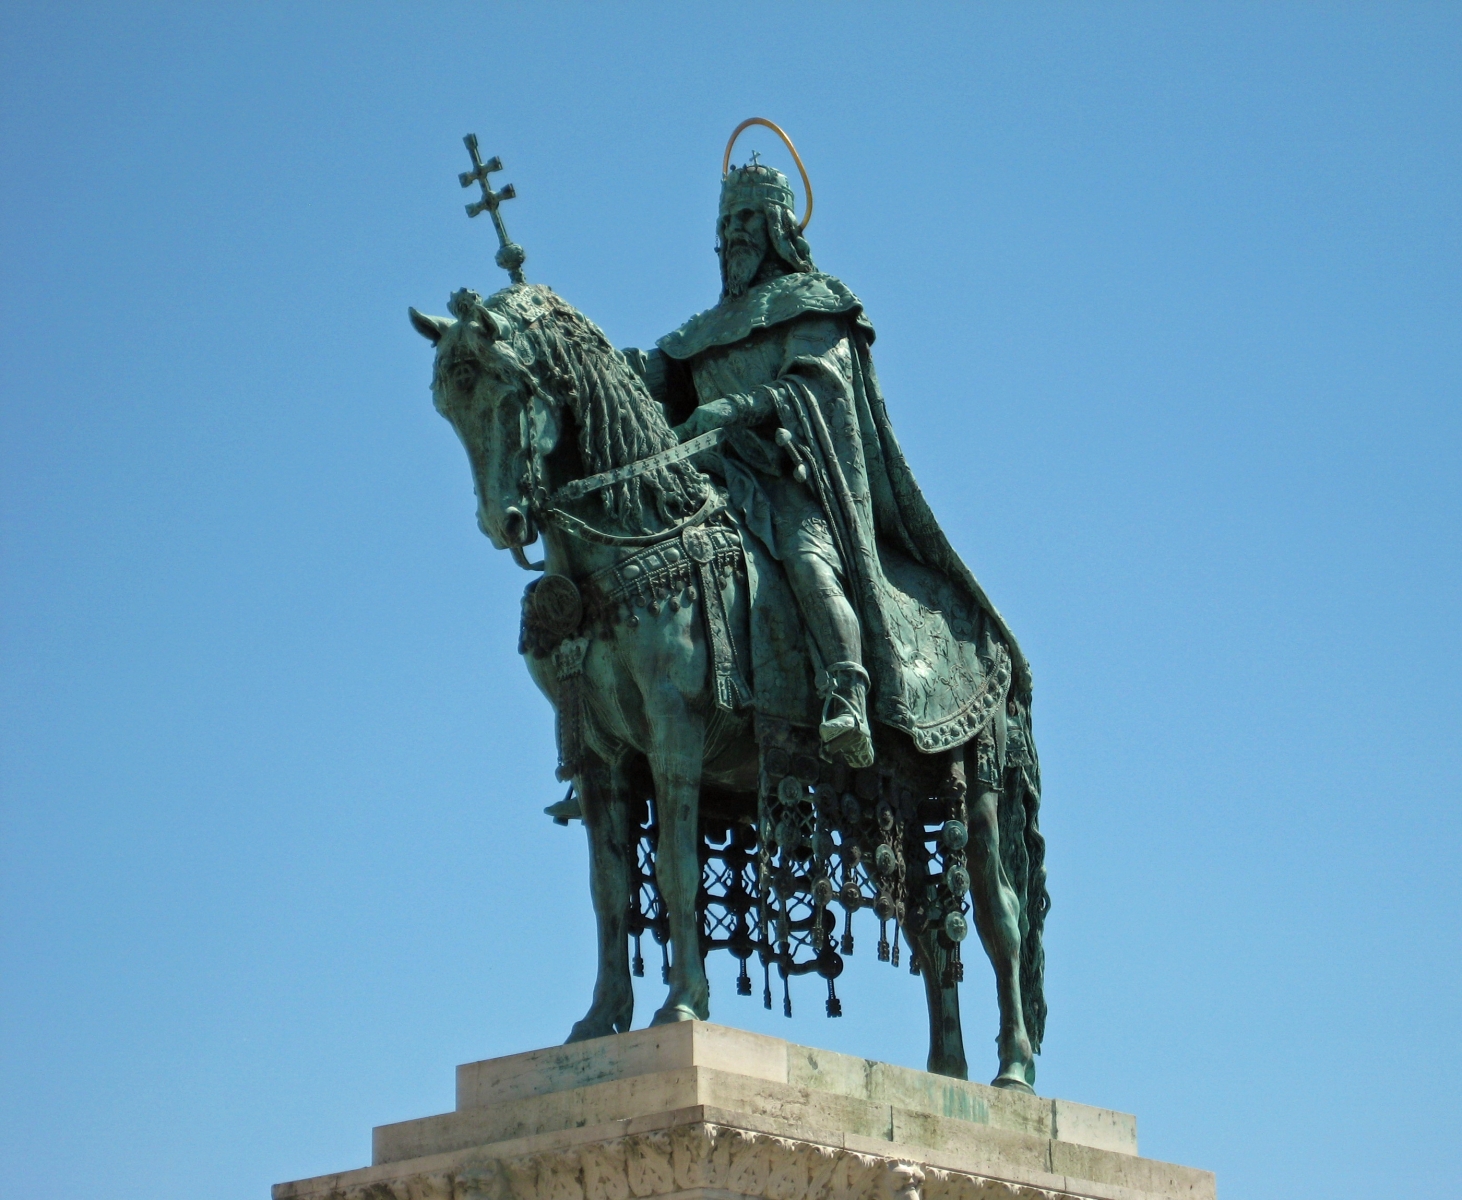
[
  {"x1": 826, "y1": 977, "x2": 842, "y2": 1018},
  {"x1": 891, "y1": 922, "x2": 901, "y2": 968},
  {"x1": 877, "y1": 918, "x2": 890, "y2": 963},
  {"x1": 632, "y1": 933, "x2": 644, "y2": 978},
  {"x1": 782, "y1": 969, "x2": 793, "y2": 1018},
  {"x1": 661, "y1": 940, "x2": 671, "y2": 985},
  {"x1": 737, "y1": 956, "x2": 752, "y2": 996},
  {"x1": 763, "y1": 958, "x2": 773, "y2": 1010},
  {"x1": 841, "y1": 910, "x2": 855, "y2": 956}
]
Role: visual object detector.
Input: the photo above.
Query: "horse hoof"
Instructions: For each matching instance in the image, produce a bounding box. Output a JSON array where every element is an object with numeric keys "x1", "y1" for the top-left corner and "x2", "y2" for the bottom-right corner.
[
  {"x1": 649, "y1": 1003, "x2": 700, "y2": 1026},
  {"x1": 990, "y1": 1073, "x2": 1036, "y2": 1095},
  {"x1": 566, "y1": 1005, "x2": 633, "y2": 1043}
]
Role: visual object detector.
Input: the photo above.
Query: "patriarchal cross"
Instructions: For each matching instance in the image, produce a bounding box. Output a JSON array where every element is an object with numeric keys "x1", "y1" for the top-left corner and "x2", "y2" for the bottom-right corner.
[{"x1": 459, "y1": 133, "x2": 526, "y2": 284}]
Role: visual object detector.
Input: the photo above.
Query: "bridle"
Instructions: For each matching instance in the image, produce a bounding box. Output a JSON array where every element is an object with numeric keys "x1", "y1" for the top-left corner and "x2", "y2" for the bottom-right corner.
[{"x1": 495, "y1": 365, "x2": 728, "y2": 566}]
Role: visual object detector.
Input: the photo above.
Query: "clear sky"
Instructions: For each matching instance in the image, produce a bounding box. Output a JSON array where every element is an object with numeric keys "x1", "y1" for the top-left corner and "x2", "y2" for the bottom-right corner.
[{"x1": 2, "y1": 5, "x2": 1458, "y2": 1199}]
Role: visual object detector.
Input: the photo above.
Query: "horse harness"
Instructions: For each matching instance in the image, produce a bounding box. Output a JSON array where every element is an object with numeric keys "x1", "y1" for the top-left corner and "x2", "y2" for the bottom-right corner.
[{"x1": 519, "y1": 429, "x2": 752, "y2": 777}]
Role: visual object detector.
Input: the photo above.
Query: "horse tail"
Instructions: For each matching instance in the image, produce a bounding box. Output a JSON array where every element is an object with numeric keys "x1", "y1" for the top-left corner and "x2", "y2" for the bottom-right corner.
[{"x1": 998, "y1": 708, "x2": 1049, "y2": 1055}]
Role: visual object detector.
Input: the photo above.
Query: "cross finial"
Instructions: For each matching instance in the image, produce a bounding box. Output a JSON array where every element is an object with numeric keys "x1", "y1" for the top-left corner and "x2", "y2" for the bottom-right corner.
[
  {"x1": 459, "y1": 133, "x2": 526, "y2": 284},
  {"x1": 748, "y1": 150, "x2": 762, "y2": 167}
]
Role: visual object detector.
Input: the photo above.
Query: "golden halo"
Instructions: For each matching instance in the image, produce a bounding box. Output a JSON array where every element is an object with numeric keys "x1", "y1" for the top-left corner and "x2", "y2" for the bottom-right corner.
[{"x1": 722, "y1": 117, "x2": 813, "y2": 232}]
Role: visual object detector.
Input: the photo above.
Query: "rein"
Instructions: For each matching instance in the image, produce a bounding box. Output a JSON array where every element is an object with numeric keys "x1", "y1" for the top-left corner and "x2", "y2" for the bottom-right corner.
[
  {"x1": 547, "y1": 427, "x2": 726, "y2": 507},
  {"x1": 515, "y1": 375, "x2": 727, "y2": 552},
  {"x1": 545, "y1": 489, "x2": 725, "y2": 547}
]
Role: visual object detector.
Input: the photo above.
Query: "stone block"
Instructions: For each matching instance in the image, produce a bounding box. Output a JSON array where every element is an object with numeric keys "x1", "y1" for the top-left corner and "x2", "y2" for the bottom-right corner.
[{"x1": 274, "y1": 1025, "x2": 1213, "y2": 1200}]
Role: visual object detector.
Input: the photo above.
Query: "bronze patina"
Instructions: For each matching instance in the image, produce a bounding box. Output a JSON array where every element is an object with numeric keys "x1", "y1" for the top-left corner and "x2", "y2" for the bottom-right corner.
[{"x1": 409, "y1": 125, "x2": 1049, "y2": 1090}]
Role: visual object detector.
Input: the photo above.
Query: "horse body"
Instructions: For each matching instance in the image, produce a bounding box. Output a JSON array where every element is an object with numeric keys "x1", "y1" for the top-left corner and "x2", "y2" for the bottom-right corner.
[{"x1": 413, "y1": 283, "x2": 1040, "y2": 1086}]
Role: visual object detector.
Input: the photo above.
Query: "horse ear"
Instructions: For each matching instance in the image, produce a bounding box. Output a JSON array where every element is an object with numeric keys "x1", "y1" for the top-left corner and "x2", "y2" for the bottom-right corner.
[{"x1": 409, "y1": 307, "x2": 453, "y2": 345}]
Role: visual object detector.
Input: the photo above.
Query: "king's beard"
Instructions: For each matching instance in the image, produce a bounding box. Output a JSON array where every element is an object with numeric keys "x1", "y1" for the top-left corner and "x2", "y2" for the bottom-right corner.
[{"x1": 723, "y1": 243, "x2": 764, "y2": 299}]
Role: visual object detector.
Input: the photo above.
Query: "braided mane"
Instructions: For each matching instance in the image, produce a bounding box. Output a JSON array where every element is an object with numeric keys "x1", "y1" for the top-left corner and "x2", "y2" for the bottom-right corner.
[{"x1": 514, "y1": 289, "x2": 708, "y2": 532}]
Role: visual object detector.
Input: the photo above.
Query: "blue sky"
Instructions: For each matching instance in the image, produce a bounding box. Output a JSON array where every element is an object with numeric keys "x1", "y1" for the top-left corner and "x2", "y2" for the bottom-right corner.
[{"x1": 2, "y1": 5, "x2": 1458, "y2": 1198}]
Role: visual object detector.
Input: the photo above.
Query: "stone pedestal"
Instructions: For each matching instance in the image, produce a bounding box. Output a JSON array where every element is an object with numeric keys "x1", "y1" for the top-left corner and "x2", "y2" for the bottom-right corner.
[{"x1": 272, "y1": 1023, "x2": 1213, "y2": 1200}]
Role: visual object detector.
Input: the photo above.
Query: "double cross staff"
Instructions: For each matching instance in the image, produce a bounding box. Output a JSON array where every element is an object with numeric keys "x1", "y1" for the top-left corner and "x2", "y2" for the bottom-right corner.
[{"x1": 459, "y1": 133, "x2": 526, "y2": 284}]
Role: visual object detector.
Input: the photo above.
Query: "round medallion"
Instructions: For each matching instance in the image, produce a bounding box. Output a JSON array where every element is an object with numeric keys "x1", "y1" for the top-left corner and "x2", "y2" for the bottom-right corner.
[
  {"x1": 945, "y1": 865, "x2": 971, "y2": 898},
  {"x1": 682, "y1": 526, "x2": 714, "y2": 564},
  {"x1": 777, "y1": 775, "x2": 806, "y2": 807},
  {"x1": 874, "y1": 843, "x2": 897, "y2": 877},
  {"x1": 530, "y1": 574, "x2": 583, "y2": 638}
]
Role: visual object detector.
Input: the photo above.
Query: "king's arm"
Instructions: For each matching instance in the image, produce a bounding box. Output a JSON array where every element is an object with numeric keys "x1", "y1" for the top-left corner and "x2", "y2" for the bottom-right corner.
[
  {"x1": 657, "y1": 316, "x2": 853, "y2": 444},
  {"x1": 620, "y1": 347, "x2": 700, "y2": 427}
]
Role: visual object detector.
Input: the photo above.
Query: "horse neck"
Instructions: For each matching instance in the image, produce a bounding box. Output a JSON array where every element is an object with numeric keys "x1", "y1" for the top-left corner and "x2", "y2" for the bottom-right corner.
[
  {"x1": 533, "y1": 398, "x2": 682, "y2": 572},
  {"x1": 534, "y1": 508, "x2": 625, "y2": 579}
]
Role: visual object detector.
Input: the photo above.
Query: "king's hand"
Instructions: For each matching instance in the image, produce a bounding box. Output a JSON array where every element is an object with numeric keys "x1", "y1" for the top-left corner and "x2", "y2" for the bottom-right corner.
[{"x1": 672, "y1": 396, "x2": 740, "y2": 442}]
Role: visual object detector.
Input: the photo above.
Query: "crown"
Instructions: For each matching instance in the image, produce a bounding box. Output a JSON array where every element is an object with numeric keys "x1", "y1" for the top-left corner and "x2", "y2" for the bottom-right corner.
[
  {"x1": 720, "y1": 118, "x2": 813, "y2": 232},
  {"x1": 720, "y1": 163, "x2": 796, "y2": 218}
]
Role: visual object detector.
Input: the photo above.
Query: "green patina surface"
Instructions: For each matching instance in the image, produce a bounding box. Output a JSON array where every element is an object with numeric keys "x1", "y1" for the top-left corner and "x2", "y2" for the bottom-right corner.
[{"x1": 411, "y1": 135, "x2": 1050, "y2": 1093}]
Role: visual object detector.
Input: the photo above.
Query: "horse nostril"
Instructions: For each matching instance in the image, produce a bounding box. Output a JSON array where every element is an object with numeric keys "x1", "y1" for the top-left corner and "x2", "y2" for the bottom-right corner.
[{"x1": 502, "y1": 507, "x2": 528, "y2": 546}]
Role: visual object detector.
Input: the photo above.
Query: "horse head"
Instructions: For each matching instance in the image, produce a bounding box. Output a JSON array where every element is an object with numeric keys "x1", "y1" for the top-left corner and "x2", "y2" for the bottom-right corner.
[
  {"x1": 415, "y1": 284, "x2": 707, "y2": 556},
  {"x1": 411, "y1": 287, "x2": 561, "y2": 560}
]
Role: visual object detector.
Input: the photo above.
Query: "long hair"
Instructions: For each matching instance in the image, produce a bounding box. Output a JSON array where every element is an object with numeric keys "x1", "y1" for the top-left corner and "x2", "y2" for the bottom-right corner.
[
  {"x1": 716, "y1": 203, "x2": 815, "y2": 299},
  {"x1": 511, "y1": 289, "x2": 709, "y2": 532}
]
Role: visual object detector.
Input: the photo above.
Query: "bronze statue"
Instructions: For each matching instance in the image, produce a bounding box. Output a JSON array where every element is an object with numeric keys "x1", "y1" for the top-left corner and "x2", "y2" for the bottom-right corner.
[{"x1": 409, "y1": 122, "x2": 1049, "y2": 1090}]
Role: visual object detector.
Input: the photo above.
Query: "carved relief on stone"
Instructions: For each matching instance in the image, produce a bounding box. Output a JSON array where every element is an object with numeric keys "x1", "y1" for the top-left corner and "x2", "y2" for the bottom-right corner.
[{"x1": 300, "y1": 1124, "x2": 1093, "y2": 1200}]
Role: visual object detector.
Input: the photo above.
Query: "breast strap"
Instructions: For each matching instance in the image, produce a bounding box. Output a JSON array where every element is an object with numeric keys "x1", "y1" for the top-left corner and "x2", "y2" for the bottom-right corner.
[{"x1": 584, "y1": 520, "x2": 751, "y2": 712}]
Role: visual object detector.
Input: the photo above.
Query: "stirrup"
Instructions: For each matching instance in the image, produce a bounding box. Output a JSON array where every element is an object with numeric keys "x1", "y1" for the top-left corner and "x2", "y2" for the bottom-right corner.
[{"x1": 820, "y1": 662, "x2": 873, "y2": 768}]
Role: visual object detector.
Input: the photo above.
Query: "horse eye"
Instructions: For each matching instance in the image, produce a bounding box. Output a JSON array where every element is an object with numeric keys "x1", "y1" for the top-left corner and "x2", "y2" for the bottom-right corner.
[{"x1": 451, "y1": 361, "x2": 479, "y2": 390}]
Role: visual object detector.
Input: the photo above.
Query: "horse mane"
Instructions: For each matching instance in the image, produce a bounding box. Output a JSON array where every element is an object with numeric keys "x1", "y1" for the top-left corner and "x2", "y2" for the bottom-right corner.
[{"x1": 511, "y1": 288, "x2": 709, "y2": 532}]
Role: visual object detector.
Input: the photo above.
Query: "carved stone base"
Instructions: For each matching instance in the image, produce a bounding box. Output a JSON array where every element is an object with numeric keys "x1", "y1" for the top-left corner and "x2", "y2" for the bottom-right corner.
[{"x1": 273, "y1": 1024, "x2": 1212, "y2": 1200}]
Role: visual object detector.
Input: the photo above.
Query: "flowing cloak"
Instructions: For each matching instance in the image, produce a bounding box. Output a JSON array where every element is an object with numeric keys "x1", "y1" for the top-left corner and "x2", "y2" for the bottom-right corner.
[{"x1": 642, "y1": 271, "x2": 1034, "y2": 758}]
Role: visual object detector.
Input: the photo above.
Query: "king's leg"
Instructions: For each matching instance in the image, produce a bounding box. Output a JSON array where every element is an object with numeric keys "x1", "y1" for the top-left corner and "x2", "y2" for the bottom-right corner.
[{"x1": 779, "y1": 516, "x2": 872, "y2": 768}]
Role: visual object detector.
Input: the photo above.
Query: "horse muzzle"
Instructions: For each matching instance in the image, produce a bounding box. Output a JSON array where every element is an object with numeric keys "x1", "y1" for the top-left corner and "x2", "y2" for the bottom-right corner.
[
  {"x1": 502, "y1": 506, "x2": 533, "y2": 548},
  {"x1": 500, "y1": 506, "x2": 546, "y2": 572}
]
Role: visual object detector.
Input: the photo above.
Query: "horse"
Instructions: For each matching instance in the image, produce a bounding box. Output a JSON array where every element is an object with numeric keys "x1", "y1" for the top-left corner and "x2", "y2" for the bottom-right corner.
[{"x1": 409, "y1": 282, "x2": 1046, "y2": 1089}]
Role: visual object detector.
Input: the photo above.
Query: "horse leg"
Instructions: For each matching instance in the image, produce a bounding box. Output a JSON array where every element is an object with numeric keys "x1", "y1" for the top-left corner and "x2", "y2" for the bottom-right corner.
[
  {"x1": 902, "y1": 843, "x2": 969, "y2": 1079},
  {"x1": 968, "y1": 786, "x2": 1035, "y2": 1091},
  {"x1": 567, "y1": 758, "x2": 635, "y2": 1042},
  {"x1": 906, "y1": 922, "x2": 970, "y2": 1078},
  {"x1": 644, "y1": 684, "x2": 710, "y2": 1025}
]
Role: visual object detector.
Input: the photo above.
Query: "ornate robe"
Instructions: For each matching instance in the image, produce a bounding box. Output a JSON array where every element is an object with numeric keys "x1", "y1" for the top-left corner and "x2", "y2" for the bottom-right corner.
[{"x1": 637, "y1": 271, "x2": 1030, "y2": 758}]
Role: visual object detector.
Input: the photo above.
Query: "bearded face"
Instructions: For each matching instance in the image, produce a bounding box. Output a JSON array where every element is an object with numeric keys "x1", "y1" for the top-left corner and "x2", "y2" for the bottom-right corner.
[{"x1": 720, "y1": 205, "x2": 770, "y2": 298}]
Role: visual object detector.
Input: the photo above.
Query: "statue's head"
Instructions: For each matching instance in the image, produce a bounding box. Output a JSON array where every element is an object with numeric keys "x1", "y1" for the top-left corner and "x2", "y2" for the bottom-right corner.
[{"x1": 717, "y1": 163, "x2": 814, "y2": 299}]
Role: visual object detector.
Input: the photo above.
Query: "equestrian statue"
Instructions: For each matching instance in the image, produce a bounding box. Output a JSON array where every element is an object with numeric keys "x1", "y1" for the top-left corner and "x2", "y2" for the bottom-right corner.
[{"x1": 409, "y1": 121, "x2": 1049, "y2": 1090}]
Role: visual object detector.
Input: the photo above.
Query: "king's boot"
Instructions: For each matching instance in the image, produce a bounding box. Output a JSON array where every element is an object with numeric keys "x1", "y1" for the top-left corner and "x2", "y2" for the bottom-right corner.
[{"x1": 820, "y1": 661, "x2": 874, "y2": 768}]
